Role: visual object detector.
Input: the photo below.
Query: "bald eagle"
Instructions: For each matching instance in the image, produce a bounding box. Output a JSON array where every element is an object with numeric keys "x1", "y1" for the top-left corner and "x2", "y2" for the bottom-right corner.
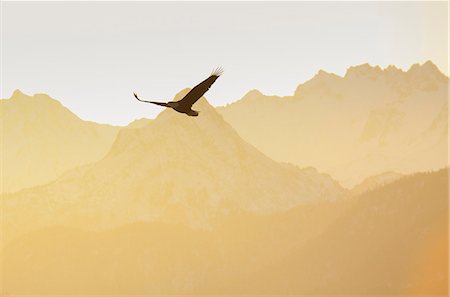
[{"x1": 133, "y1": 67, "x2": 223, "y2": 117}]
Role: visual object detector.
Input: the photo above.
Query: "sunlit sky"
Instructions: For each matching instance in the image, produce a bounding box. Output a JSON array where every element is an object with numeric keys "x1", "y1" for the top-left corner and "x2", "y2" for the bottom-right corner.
[{"x1": 2, "y1": 1, "x2": 448, "y2": 125}]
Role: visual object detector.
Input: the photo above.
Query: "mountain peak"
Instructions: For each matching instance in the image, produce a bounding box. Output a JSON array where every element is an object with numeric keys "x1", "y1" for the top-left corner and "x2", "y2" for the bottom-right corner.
[
  {"x1": 2, "y1": 91, "x2": 120, "y2": 193},
  {"x1": 5, "y1": 89, "x2": 34, "y2": 102},
  {"x1": 345, "y1": 63, "x2": 383, "y2": 78},
  {"x1": 112, "y1": 90, "x2": 233, "y2": 155},
  {"x1": 11, "y1": 89, "x2": 26, "y2": 98},
  {"x1": 126, "y1": 118, "x2": 152, "y2": 129},
  {"x1": 423, "y1": 60, "x2": 437, "y2": 68},
  {"x1": 383, "y1": 64, "x2": 403, "y2": 74},
  {"x1": 171, "y1": 88, "x2": 217, "y2": 110},
  {"x1": 156, "y1": 89, "x2": 218, "y2": 121},
  {"x1": 407, "y1": 60, "x2": 446, "y2": 79},
  {"x1": 153, "y1": 99, "x2": 228, "y2": 136},
  {"x1": 5, "y1": 90, "x2": 66, "y2": 108},
  {"x1": 172, "y1": 88, "x2": 191, "y2": 101},
  {"x1": 240, "y1": 89, "x2": 264, "y2": 101},
  {"x1": 315, "y1": 69, "x2": 342, "y2": 79},
  {"x1": 407, "y1": 60, "x2": 437, "y2": 71}
]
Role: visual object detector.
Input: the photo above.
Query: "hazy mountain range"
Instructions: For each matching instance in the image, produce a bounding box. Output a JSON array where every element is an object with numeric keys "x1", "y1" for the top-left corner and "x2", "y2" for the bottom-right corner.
[
  {"x1": 2, "y1": 61, "x2": 447, "y2": 193},
  {"x1": 0, "y1": 61, "x2": 447, "y2": 295},
  {"x1": 218, "y1": 61, "x2": 448, "y2": 187},
  {"x1": 2, "y1": 90, "x2": 344, "y2": 245},
  {"x1": 1, "y1": 90, "x2": 119, "y2": 193},
  {"x1": 2, "y1": 169, "x2": 447, "y2": 294}
]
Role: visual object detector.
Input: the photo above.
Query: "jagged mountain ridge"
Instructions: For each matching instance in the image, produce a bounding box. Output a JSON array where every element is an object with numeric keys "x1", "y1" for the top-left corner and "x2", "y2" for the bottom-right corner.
[
  {"x1": 1, "y1": 90, "x2": 120, "y2": 193},
  {"x1": 3, "y1": 90, "x2": 345, "y2": 244},
  {"x1": 218, "y1": 61, "x2": 448, "y2": 187}
]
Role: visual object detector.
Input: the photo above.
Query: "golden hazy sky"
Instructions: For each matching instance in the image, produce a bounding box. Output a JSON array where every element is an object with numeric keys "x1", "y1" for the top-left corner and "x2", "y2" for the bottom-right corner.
[{"x1": 2, "y1": 1, "x2": 448, "y2": 125}]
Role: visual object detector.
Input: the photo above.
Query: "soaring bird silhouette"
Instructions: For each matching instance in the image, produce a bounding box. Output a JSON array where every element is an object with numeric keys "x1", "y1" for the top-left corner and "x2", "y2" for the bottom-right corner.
[{"x1": 133, "y1": 67, "x2": 223, "y2": 117}]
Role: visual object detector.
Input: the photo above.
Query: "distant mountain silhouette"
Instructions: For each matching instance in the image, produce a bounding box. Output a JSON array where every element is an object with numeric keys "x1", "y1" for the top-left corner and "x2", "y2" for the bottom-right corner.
[
  {"x1": 236, "y1": 169, "x2": 448, "y2": 295},
  {"x1": 0, "y1": 90, "x2": 120, "y2": 193},
  {"x1": 2, "y1": 169, "x2": 446, "y2": 294},
  {"x1": 218, "y1": 61, "x2": 448, "y2": 187},
  {"x1": 3, "y1": 89, "x2": 344, "y2": 245},
  {"x1": 2, "y1": 63, "x2": 446, "y2": 295}
]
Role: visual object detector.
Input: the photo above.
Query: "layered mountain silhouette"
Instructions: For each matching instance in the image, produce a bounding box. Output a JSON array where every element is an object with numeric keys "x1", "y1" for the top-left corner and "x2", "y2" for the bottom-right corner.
[
  {"x1": 2, "y1": 169, "x2": 446, "y2": 294},
  {"x1": 1, "y1": 62, "x2": 447, "y2": 295},
  {"x1": 218, "y1": 61, "x2": 448, "y2": 187},
  {"x1": 2, "y1": 89, "x2": 344, "y2": 244},
  {"x1": 236, "y1": 169, "x2": 448, "y2": 295},
  {"x1": 1, "y1": 90, "x2": 120, "y2": 193}
]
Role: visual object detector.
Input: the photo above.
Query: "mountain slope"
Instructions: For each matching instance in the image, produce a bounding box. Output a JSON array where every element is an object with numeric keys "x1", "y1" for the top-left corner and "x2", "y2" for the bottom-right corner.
[
  {"x1": 230, "y1": 169, "x2": 448, "y2": 294},
  {"x1": 2, "y1": 169, "x2": 446, "y2": 294},
  {"x1": 218, "y1": 61, "x2": 449, "y2": 187},
  {"x1": 2, "y1": 90, "x2": 345, "y2": 244},
  {"x1": 1, "y1": 90, "x2": 120, "y2": 193},
  {"x1": 350, "y1": 171, "x2": 403, "y2": 195}
]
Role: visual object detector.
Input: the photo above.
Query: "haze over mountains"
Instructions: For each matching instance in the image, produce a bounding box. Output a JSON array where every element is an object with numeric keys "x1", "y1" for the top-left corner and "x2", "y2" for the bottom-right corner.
[
  {"x1": 3, "y1": 90, "x2": 343, "y2": 244},
  {"x1": 3, "y1": 169, "x2": 447, "y2": 294},
  {"x1": 1, "y1": 61, "x2": 447, "y2": 295},
  {"x1": 234, "y1": 169, "x2": 448, "y2": 295},
  {"x1": 218, "y1": 61, "x2": 448, "y2": 187},
  {"x1": 2, "y1": 61, "x2": 447, "y2": 192},
  {"x1": 1, "y1": 90, "x2": 120, "y2": 193}
]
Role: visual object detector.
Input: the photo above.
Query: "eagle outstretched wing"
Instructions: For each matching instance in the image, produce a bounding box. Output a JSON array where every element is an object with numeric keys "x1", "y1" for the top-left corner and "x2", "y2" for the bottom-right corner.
[
  {"x1": 178, "y1": 67, "x2": 223, "y2": 108},
  {"x1": 133, "y1": 93, "x2": 168, "y2": 107}
]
